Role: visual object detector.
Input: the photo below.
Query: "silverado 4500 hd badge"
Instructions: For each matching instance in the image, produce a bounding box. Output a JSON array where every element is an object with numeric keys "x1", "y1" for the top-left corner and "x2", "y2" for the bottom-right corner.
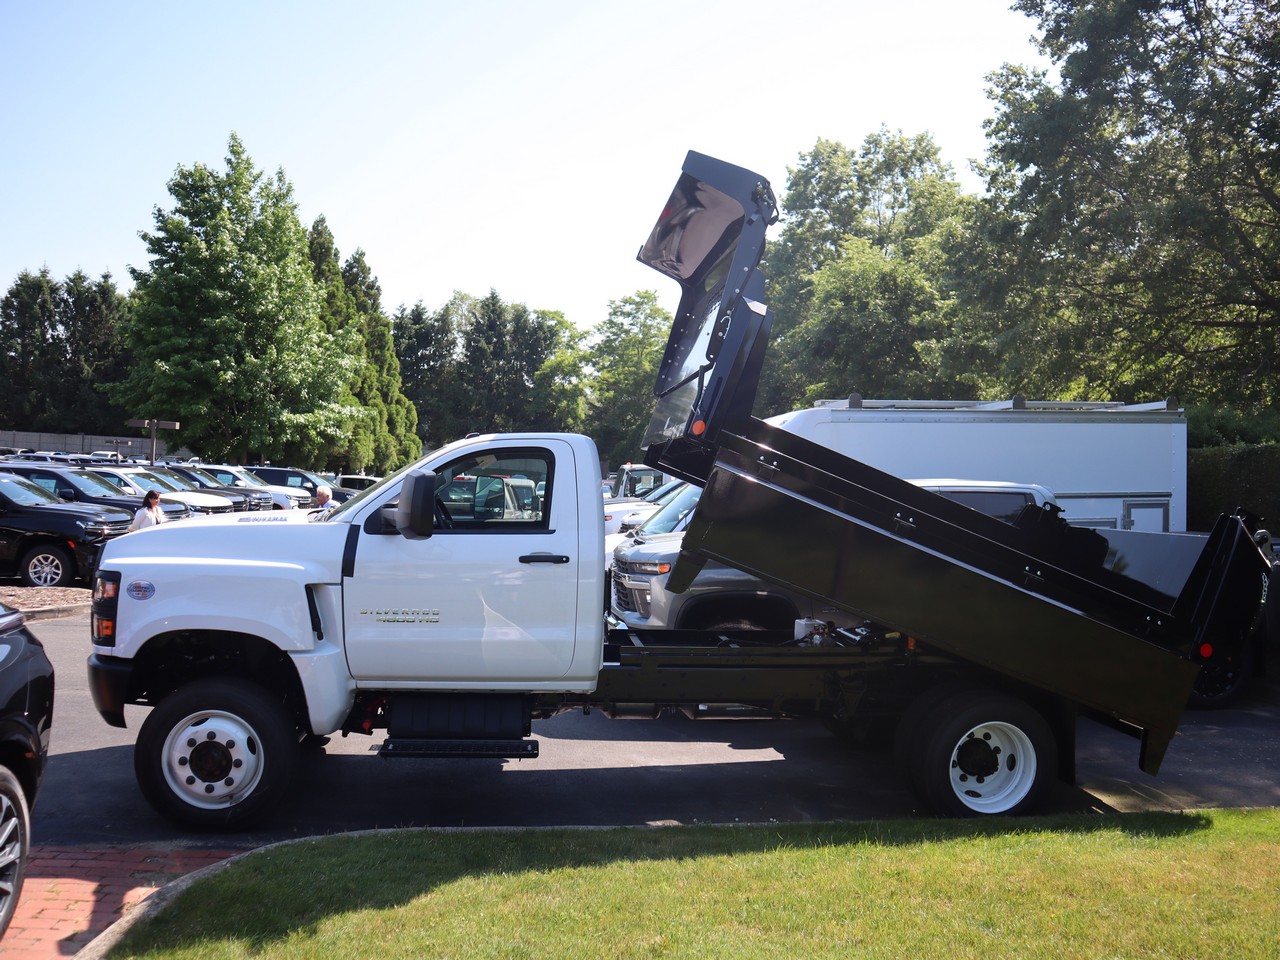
[{"x1": 360, "y1": 608, "x2": 441, "y2": 623}]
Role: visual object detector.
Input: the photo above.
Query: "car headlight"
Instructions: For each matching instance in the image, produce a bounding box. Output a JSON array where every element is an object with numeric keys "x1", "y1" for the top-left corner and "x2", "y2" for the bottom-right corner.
[
  {"x1": 76, "y1": 519, "x2": 111, "y2": 536},
  {"x1": 629, "y1": 561, "x2": 671, "y2": 575}
]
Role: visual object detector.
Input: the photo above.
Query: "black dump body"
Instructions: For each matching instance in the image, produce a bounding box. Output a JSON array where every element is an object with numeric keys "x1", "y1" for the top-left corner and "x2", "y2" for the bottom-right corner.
[{"x1": 638, "y1": 152, "x2": 1270, "y2": 774}]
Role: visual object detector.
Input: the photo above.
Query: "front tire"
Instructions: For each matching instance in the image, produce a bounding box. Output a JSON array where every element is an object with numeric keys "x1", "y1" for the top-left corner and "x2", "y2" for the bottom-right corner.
[
  {"x1": 0, "y1": 768, "x2": 31, "y2": 938},
  {"x1": 20, "y1": 545, "x2": 74, "y2": 587},
  {"x1": 135, "y1": 678, "x2": 298, "y2": 830},
  {"x1": 908, "y1": 690, "x2": 1056, "y2": 817}
]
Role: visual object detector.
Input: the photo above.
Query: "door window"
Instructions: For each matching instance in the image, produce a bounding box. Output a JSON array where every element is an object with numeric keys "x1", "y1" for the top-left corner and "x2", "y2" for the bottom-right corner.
[{"x1": 433, "y1": 450, "x2": 551, "y2": 529}]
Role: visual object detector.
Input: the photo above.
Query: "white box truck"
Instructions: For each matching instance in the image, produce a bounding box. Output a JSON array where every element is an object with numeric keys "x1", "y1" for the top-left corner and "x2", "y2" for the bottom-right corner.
[{"x1": 769, "y1": 396, "x2": 1187, "y2": 532}]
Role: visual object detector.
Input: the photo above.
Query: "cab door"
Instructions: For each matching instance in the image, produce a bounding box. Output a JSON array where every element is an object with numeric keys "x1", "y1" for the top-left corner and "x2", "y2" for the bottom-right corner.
[{"x1": 342, "y1": 439, "x2": 582, "y2": 684}]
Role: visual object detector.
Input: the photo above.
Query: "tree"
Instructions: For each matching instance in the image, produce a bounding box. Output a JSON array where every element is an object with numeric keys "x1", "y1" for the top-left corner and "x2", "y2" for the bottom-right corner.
[
  {"x1": 56, "y1": 270, "x2": 132, "y2": 433},
  {"x1": 759, "y1": 131, "x2": 972, "y2": 412},
  {"x1": 306, "y1": 222, "x2": 420, "y2": 472},
  {"x1": 0, "y1": 269, "x2": 60, "y2": 430},
  {"x1": 456, "y1": 290, "x2": 573, "y2": 434},
  {"x1": 393, "y1": 299, "x2": 466, "y2": 448},
  {"x1": 113, "y1": 134, "x2": 357, "y2": 463},
  {"x1": 582, "y1": 291, "x2": 671, "y2": 468},
  {"x1": 973, "y1": 0, "x2": 1280, "y2": 407},
  {"x1": 0, "y1": 268, "x2": 130, "y2": 433}
]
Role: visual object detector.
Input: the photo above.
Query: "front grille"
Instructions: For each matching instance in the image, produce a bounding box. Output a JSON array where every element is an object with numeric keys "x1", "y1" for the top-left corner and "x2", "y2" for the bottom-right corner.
[
  {"x1": 102, "y1": 520, "x2": 132, "y2": 538},
  {"x1": 611, "y1": 568, "x2": 650, "y2": 618},
  {"x1": 192, "y1": 504, "x2": 235, "y2": 515}
]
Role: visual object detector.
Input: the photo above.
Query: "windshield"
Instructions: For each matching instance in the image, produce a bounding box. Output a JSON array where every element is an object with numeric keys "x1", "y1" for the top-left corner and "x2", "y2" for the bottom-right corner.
[
  {"x1": 149, "y1": 467, "x2": 198, "y2": 489},
  {"x1": 130, "y1": 470, "x2": 183, "y2": 493},
  {"x1": 182, "y1": 467, "x2": 224, "y2": 486},
  {"x1": 0, "y1": 473, "x2": 63, "y2": 505},
  {"x1": 65, "y1": 471, "x2": 133, "y2": 496},
  {"x1": 638, "y1": 483, "x2": 700, "y2": 535}
]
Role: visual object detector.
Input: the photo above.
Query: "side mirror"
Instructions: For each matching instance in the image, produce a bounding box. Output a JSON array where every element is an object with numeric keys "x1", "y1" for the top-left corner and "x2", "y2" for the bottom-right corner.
[{"x1": 393, "y1": 470, "x2": 436, "y2": 540}]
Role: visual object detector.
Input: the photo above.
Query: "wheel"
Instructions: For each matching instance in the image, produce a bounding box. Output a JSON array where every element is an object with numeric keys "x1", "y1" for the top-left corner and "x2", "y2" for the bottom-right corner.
[
  {"x1": 0, "y1": 768, "x2": 31, "y2": 938},
  {"x1": 908, "y1": 690, "x2": 1057, "y2": 817},
  {"x1": 20, "y1": 544, "x2": 74, "y2": 587},
  {"x1": 1188, "y1": 640, "x2": 1255, "y2": 709},
  {"x1": 135, "y1": 678, "x2": 298, "y2": 830}
]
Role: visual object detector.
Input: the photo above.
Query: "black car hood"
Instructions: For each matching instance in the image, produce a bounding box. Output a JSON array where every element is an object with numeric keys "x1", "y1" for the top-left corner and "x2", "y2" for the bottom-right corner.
[{"x1": 24, "y1": 501, "x2": 131, "y2": 523}]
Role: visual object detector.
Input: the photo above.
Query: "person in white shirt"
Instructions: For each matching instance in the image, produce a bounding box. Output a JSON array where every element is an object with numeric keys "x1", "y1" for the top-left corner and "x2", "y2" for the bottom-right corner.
[
  {"x1": 130, "y1": 489, "x2": 166, "y2": 531},
  {"x1": 311, "y1": 485, "x2": 335, "y2": 517}
]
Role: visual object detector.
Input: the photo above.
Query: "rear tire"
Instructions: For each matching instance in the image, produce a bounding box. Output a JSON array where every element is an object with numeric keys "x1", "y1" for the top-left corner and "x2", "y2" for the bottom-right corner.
[
  {"x1": 0, "y1": 768, "x2": 31, "y2": 938},
  {"x1": 20, "y1": 545, "x2": 74, "y2": 587},
  {"x1": 908, "y1": 689, "x2": 1056, "y2": 817},
  {"x1": 135, "y1": 678, "x2": 298, "y2": 831}
]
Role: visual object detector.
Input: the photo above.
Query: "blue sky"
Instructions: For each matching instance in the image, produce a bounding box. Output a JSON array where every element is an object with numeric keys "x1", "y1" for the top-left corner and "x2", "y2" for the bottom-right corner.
[{"x1": 1, "y1": 1, "x2": 1045, "y2": 331}]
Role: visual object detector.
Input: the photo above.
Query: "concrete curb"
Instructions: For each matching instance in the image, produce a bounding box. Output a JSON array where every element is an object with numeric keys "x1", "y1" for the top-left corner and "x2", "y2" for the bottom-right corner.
[{"x1": 24, "y1": 602, "x2": 92, "y2": 622}]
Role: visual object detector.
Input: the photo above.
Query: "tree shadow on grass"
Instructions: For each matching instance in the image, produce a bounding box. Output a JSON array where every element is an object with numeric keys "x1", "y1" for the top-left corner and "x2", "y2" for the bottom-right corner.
[{"x1": 108, "y1": 808, "x2": 1229, "y2": 956}]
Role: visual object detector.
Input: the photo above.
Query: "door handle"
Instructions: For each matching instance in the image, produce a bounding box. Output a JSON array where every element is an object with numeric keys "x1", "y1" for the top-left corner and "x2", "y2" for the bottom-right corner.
[{"x1": 519, "y1": 554, "x2": 570, "y2": 564}]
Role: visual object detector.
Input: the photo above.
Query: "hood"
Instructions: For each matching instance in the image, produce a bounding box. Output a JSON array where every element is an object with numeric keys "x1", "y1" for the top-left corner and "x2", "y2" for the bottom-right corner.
[
  {"x1": 30, "y1": 501, "x2": 132, "y2": 523},
  {"x1": 614, "y1": 530, "x2": 685, "y2": 565}
]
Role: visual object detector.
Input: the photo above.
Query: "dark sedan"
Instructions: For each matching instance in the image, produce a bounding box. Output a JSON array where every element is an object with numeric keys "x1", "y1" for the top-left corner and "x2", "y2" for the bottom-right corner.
[{"x1": 0, "y1": 603, "x2": 54, "y2": 936}]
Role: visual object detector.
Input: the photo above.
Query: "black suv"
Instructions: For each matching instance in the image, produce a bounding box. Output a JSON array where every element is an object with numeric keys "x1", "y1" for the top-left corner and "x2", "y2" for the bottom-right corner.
[
  {"x1": 248, "y1": 466, "x2": 356, "y2": 503},
  {"x1": 0, "y1": 464, "x2": 191, "y2": 523},
  {"x1": 0, "y1": 472, "x2": 133, "y2": 586},
  {"x1": 0, "y1": 603, "x2": 54, "y2": 936}
]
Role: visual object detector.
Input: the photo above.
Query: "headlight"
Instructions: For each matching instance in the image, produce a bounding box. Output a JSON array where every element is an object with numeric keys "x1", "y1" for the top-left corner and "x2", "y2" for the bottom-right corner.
[
  {"x1": 630, "y1": 561, "x2": 671, "y2": 575},
  {"x1": 76, "y1": 519, "x2": 111, "y2": 536}
]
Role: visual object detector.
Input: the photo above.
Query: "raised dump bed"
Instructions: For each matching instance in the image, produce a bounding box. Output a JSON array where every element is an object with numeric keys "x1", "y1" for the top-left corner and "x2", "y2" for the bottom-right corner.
[{"x1": 638, "y1": 151, "x2": 1270, "y2": 776}]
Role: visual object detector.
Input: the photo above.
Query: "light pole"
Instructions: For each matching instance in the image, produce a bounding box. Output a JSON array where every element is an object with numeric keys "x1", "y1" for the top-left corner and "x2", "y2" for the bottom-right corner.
[{"x1": 126, "y1": 418, "x2": 181, "y2": 465}]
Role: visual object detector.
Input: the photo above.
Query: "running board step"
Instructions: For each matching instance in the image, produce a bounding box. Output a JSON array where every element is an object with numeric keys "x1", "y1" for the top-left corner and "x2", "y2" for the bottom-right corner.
[{"x1": 375, "y1": 738, "x2": 539, "y2": 759}]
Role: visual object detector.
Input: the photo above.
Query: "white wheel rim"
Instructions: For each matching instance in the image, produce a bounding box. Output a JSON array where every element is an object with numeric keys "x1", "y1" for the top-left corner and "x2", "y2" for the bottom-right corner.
[
  {"x1": 160, "y1": 709, "x2": 266, "y2": 810},
  {"x1": 947, "y1": 719, "x2": 1038, "y2": 814}
]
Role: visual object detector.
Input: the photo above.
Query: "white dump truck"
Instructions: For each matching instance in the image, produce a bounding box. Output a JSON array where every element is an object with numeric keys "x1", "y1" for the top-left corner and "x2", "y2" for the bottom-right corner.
[{"x1": 88, "y1": 152, "x2": 1271, "y2": 830}]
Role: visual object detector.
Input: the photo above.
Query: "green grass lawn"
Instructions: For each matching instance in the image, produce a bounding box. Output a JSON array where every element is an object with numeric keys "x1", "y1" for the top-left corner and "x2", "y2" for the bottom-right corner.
[{"x1": 111, "y1": 809, "x2": 1280, "y2": 960}]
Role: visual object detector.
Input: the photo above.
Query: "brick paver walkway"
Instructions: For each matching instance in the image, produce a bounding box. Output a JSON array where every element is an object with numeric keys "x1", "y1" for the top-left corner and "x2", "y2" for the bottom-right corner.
[{"x1": 0, "y1": 846, "x2": 239, "y2": 959}]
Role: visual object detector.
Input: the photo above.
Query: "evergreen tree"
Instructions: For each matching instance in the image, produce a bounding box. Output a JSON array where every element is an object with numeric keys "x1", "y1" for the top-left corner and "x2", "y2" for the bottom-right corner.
[
  {"x1": 0, "y1": 269, "x2": 61, "y2": 430},
  {"x1": 113, "y1": 134, "x2": 357, "y2": 463},
  {"x1": 57, "y1": 270, "x2": 131, "y2": 433},
  {"x1": 393, "y1": 299, "x2": 466, "y2": 448}
]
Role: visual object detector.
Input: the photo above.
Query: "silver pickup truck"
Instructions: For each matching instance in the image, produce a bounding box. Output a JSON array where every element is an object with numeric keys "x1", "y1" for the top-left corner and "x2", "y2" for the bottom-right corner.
[{"x1": 612, "y1": 479, "x2": 1058, "y2": 632}]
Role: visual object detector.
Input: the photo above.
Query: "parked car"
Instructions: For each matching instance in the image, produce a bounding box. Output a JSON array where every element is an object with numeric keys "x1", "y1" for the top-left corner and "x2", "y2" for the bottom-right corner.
[
  {"x1": 604, "y1": 478, "x2": 685, "y2": 536},
  {"x1": 85, "y1": 466, "x2": 237, "y2": 516},
  {"x1": 0, "y1": 472, "x2": 132, "y2": 586},
  {"x1": 0, "y1": 464, "x2": 191, "y2": 522},
  {"x1": 247, "y1": 466, "x2": 356, "y2": 503},
  {"x1": 333, "y1": 473, "x2": 381, "y2": 491},
  {"x1": 197, "y1": 465, "x2": 309, "y2": 510},
  {"x1": 147, "y1": 465, "x2": 273, "y2": 512},
  {"x1": 0, "y1": 602, "x2": 54, "y2": 937}
]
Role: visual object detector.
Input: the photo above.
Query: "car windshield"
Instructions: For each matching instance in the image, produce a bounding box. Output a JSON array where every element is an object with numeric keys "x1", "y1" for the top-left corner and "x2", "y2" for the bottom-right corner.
[
  {"x1": 65, "y1": 471, "x2": 133, "y2": 496},
  {"x1": 128, "y1": 471, "x2": 182, "y2": 493},
  {"x1": 182, "y1": 467, "x2": 226, "y2": 486},
  {"x1": 637, "y1": 483, "x2": 700, "y2": 535},
  {"x1": 0, "y1": 473, "x2": 63, "y2": 505},
  {"x1": 148, "y1": 468, "x2": 198, "y2": 489}
]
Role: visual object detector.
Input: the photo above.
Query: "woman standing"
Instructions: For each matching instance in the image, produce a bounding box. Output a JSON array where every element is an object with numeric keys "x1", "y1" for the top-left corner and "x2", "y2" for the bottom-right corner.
[{"x1": 129, "y1": 489, "x2": 166, "y2": 531}]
